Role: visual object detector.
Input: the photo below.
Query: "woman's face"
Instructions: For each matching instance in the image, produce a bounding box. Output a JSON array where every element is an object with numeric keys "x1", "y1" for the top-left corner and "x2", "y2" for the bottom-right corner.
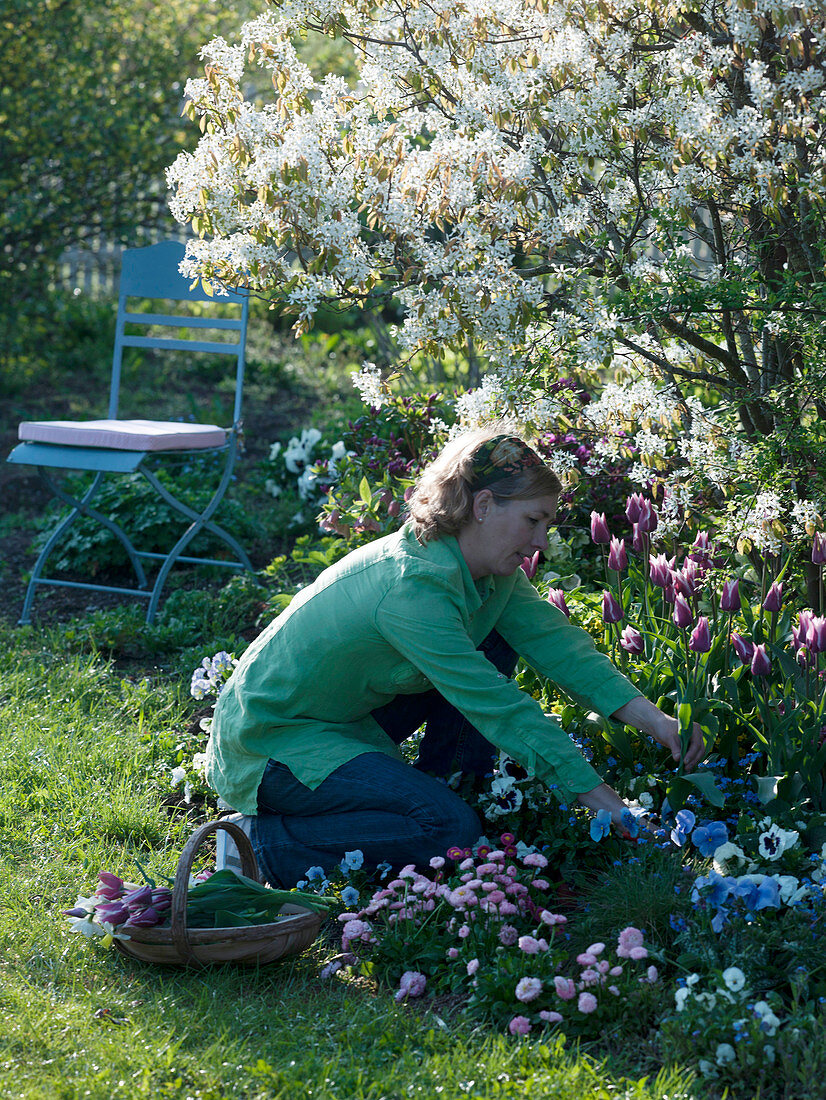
[{"x1": 458, "y1": 491, "x2": 559, "y2": 579}]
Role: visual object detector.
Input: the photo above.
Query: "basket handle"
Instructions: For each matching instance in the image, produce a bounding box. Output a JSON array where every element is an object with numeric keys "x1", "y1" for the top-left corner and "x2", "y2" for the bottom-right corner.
[{"x1": 169, "y1": 818, "x2": 260, "y2": 967}]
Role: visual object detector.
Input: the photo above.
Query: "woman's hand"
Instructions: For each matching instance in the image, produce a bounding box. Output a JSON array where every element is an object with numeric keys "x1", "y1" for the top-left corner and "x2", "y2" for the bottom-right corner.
[
  {"x1": 576, "y1": 782, "x2": 655, "y2": 839},
  {"x1": 576, "y1": 782, "x2": 630, "y2": 827},
  {"x1": 611, "y1": 696, "x2": 706, "y2": 772},
  {"x1": 650, "y1": 712, "x2": 706, "y2": 772}
]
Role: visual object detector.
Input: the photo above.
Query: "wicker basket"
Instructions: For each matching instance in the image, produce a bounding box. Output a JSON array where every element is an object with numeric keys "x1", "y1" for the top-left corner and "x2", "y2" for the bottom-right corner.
[{"x1": 113, "y1": 819, "x2": 323, "y2": 967}]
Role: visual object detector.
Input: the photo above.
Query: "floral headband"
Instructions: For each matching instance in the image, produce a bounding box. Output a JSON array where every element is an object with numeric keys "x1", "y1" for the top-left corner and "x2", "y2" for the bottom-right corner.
[{"x1": 468, "y1": 434, "x2": 543, "y2": 492}]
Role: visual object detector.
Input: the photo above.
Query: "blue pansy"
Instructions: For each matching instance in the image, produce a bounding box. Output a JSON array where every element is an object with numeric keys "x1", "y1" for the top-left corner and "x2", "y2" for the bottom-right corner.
[
  {"x1": 340, "y1": 885, "x2": 360, "y2": 907},
  {"x1": 693, "y1": 869, "x2": 735, "y2": 908},
  {"x1": 692, "y1": 820, "x2": 728, "y2": 857},
  {"x1": 671, "y1": 809, "x2": 696, "y2": 847},
  {"x1": 589, "y1": 809, "x2": 612, "y2": 842},
  {"x1": 733, "y1": 876, "x2": 781, "y2": 912},
  {"x1": 620, "y1": 808, "x2": 640, "y2": 838},
  {"x1": 340, "y1": 849, "x2": 364, "y2": 874}
]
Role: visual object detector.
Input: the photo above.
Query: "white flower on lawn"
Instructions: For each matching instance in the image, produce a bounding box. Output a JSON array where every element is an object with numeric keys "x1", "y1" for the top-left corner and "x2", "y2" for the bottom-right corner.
[{"x1": 170, "y1": 766, "x2": 187, "y2": 787}]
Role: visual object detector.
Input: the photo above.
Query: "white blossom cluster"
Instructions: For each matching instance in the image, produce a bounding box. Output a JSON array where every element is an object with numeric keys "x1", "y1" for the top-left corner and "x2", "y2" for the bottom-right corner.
[
  {"x1": 351, "y1": 362, "x2": 388, "y2": 409},
  {"x1": 718, "y1": 489, "x2": 787, "y2": 556},
  {"x1": 166, "y1": 0, "x2": 826, "y2": 384}
]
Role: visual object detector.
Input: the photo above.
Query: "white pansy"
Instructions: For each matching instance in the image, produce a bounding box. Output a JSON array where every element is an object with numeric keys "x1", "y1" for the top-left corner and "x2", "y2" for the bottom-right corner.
[
  {"x1": 170, "y1": 766, "x2": 187, "y2": 787},
  {"x1": 721, "y1": 967, "x2": 746, "y2": 993},
  {"x1": 283, "y1": 438, "x2": 309, "y2": 474},
  {"x1": 715, "y1": 1043, "x2": 736, "y2": 1067},
  {"x1": 757, "y1": 823, "x2": 799, "y2": 862},
  {"x1": 753, "y1": 1001, "x2": 781, "y2": 1036},
  {"x1": 775, "y1": 875, "x2": 809, "y2": 905},
  {"x1": 712, "y1": 842, "x2": 747, "y2": 875}
]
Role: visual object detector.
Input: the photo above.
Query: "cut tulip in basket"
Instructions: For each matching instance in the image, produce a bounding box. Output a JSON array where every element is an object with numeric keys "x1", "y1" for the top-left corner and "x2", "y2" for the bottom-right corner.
[{"x1": 64, "y1": 819, "x2": 333, "y2": 967}]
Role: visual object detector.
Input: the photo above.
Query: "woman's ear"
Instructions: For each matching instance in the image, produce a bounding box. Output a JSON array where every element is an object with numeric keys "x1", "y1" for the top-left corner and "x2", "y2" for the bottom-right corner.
[{"x1": 473, "y1": 488, "x2": 493, "y2": 522}]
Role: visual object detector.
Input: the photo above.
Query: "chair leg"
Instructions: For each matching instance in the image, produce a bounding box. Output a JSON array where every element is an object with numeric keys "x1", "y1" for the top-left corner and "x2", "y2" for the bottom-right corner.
[
  {"x1": 139, "y1": 453, "x2": 253, "y2": 623},
  {"x1": 18, "y1": 469, "x2": 149, "y2": 624}
]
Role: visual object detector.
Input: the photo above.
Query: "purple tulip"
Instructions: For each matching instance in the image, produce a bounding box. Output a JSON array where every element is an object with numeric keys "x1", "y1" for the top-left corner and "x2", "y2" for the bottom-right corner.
[
  {"x1": 720, "y1": 578, "x2": 741, "y2": 612},
  {"x1": 796, "y1": 645, "x2": 814, "y2": 669},
  {"x1": 688, "y1": 616, "x2": 711, "y2": 653},
  {"x1": 689, "y1": 531, "x2": 712, "y2": 561},
  {"x1": 793, "y1": 610, "x2": 813, "y2": 651},
  {"x1": 520, "y1": 550, "x2": 540, "y2": 580},
  {"x1": 649, "y1": 553, "x2": 673, "y2": 588},
  {"x1": 620, "y1": 626, "x2": 644, "y2": 654},
  {"x1": 602, "y1": 590, "x2": 624, "y2": 623},
  {"x1": 730, "y1": 632, "x2": 754, "y2": 664},
  {"x1": 632, "y1": 522, "x2": 646, "y2": 554},
  {"x1": 607, "y1": 537, "x2": 627, "y2": 572},
  {"x1": 625, "y1": 493, "x2": 646, "y2": 524},
  {"x1": 813, "y1": 533, "x2": 826, "y2": 565},
  {"x1": 673, "y1": 593, "x2": 694, "y2": 629},
  {"x1": 94, "y1": 902, "x2": 130, "y2": 926},
  {"x1": 762, "y1": 582, "x2": 783, "y2": 613},
  {"x1": 123, "y1": 885, "x2": 153, "y2": 912},
  {"x1": 547, "y1": 588, "x2": 570, "y2": 617},
  {"x1": 64, "y1": 907, "x2": 90, "y2": 919},
  {"x1": 151, "y1": 887, "x2": 173, "y2": 912},
  {"x1": 673, "y1": 563, "x2": 698, "y2": 600},
  {"x1": 124, "y1": 907, "x2": 164, "y2": 929},
  {"x1": 590, "y1": 511, "x2": 611, "y2": 544},
  {"x1": 96, "y1": 872, "x2": 125, "y2": 900},
  {"x1": 806, "y1": 616, "x2": 826, "y2": 654},
  {"x1": 637, "y1": 500, "x2": 659, "y2": 533},
  {"x1": 751, "y1": 643, "x2": 772, "y2": 677}
]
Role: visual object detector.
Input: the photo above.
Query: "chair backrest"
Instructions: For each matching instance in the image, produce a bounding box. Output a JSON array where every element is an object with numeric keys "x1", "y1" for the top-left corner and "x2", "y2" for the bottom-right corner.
[{"x1": 109, "y1": 240, "x2": 250, "y2": 427}]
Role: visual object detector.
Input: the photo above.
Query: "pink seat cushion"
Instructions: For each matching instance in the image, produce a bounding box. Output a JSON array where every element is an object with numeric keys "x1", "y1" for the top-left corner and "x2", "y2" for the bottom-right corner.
[{"x1": 19, "y1": 419, "x2": 227, "y2": 452}]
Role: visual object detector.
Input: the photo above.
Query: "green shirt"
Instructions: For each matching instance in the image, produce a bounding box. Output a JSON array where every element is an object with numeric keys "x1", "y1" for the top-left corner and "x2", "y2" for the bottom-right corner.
[{"x1": 206, "y1": 525, "x2": 641, "y2": 814}]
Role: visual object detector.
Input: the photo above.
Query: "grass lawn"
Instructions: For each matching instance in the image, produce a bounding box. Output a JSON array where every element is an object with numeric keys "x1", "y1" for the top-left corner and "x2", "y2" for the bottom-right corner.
[{"x1": 0, "y1": 630, "x2": 695, "y2": 1100}]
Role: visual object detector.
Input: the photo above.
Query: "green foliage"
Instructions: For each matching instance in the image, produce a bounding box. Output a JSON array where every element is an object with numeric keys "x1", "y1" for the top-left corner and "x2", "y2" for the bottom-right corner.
[
  {"x1": 34, "y1": 461, "x2": 262, "y2": 576},
  {"x1": 63, "y1": 574, "x2": 263, "y2": 668},
  {"x1": 0, "y1": 290, "x2": 117, "y2": 398},
  {"x1": 319, "y1": 392, "x2": 453, "y2": 547},
  {"x1": 0, "y1": 0, "x2": 245, "y2": 286}
]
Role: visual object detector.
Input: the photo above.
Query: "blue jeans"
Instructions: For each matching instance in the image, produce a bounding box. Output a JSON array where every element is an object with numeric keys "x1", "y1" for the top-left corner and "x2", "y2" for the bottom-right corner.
[
  {"x1": 250, "y1": 631, "x2": 517, "y2": 887},
  {"x1": 371, "y1": 628, "x2": 517, "y2": 775}
]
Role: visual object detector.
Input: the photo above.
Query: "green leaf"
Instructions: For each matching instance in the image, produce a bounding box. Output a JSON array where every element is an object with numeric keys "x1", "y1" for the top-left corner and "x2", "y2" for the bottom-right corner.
[
  {"x1": 755, "y1": 775, "x2": 780, "y2": 804},
  {"x1": 359, "y1": 476, "x2": 373, "y2": 504},
  {"x1": 681, "y1": 770, "x2": 726, "y2": 808},
  {"x1": 677, "y1": 701, "x2": 693, "y2": 734}
]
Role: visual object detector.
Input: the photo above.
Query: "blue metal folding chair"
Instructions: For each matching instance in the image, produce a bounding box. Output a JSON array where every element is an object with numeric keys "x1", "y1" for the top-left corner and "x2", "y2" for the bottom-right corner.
[{"x1": 7, "y1": 239, "x2": 252, "y2": 623}]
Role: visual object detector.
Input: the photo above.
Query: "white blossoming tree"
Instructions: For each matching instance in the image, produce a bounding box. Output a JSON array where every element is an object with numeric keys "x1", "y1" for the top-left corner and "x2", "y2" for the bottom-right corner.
[{"x1": 168, "y1": 0, "x2": 825, "y2": 446}]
